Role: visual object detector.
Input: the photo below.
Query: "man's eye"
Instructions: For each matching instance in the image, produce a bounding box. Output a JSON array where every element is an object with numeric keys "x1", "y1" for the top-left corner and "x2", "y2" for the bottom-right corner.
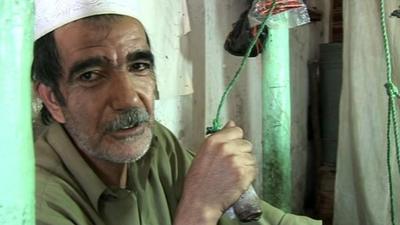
[
  {"x1": 78, "y1": 72, "x2": 100, "y2": 82},
  {"x1": 129, "y1": 62, "x2": 152, "y2": 73}
]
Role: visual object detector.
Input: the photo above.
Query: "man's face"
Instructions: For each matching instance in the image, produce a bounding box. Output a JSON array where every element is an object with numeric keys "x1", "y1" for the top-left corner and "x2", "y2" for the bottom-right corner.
[{"x1": 52, "y1": 16, "x2": 155, "y2": 163}]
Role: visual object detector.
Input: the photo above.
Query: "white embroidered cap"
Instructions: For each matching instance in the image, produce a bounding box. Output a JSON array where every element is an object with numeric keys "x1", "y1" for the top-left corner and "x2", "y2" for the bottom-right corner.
[{"x1": 35, "y1": 0, "x2": 145, "y2": 40}]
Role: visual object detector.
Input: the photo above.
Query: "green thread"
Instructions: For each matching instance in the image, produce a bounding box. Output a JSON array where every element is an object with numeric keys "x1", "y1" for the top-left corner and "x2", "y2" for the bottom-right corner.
[
  {"x1": 207, "y1": 0, "x2": 277, "y2": 133},
  {"x1": 390, "y1": 91, "x2": 400, "y2": 176},
  {"x1": 387, "y1": 101, "x2": 396, "y2": 225},
  {"x1": 380, "y1": 0, "x2": 400, "y2": 224}
]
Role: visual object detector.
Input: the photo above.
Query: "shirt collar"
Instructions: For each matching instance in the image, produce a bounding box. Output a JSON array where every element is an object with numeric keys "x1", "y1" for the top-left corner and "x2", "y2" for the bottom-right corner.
[{"x1": 45, "y1": 123, "x2": 108, "y2": 212}]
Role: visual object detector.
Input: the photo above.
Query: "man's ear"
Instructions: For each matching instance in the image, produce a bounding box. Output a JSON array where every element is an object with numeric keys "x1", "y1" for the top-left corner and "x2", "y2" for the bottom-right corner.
[{"x1": 36, "y1": 83, "x2": 66, "y2": 123}]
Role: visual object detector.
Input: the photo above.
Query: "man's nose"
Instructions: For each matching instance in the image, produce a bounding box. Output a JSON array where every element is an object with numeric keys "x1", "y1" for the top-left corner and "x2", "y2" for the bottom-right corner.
[{"x1": 109, "y1": 73, "x2": 141, "y2": 111}]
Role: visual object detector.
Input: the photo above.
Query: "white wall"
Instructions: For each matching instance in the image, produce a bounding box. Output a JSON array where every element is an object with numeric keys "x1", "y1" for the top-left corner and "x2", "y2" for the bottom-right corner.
[
  {"x1": 185, "y1": 0, "x2": 265, "y2": 193},
  {"x1": 290, "y1": 0, "x2": 331, "y2": 212}
]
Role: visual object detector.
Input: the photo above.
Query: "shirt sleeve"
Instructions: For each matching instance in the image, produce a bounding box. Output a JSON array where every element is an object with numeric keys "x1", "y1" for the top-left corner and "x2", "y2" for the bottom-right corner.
[
  {"x1": 36, "y1": 205, "x2": 83, "y2": 225},
  {"x1": 217, "y1": 201, "x2": 322, "y2": 225},
  {"x1": 36, "y1": 169, "x2": 98, "y2": 225}
]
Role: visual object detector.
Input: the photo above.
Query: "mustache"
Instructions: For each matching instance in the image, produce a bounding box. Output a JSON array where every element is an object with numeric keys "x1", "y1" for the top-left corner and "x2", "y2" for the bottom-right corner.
[{"x1": 104, "y1": 107, "x2": 150, "y2": 133}]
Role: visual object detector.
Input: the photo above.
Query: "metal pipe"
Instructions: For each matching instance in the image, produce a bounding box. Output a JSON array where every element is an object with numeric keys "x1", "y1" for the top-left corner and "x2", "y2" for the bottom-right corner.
[
  {"x1": 0, "y1": 1, "x2": 35, "y2": 224},
  {"x1": 261, "y1": 27, "x2": 292, "y2": 211}
]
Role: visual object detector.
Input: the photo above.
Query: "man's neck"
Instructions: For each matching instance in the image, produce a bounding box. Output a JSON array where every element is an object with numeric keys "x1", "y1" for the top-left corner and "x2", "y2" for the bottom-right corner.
[{"x1": 82, "y1": 155, "x2": 128, "y2": 188}]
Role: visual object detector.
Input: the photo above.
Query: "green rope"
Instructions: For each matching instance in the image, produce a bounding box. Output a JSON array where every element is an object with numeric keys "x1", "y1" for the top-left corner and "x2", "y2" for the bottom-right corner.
[
  {"x1": 387, "y1": 100, "x2": 396, "y2": 225},
  {"x1": 379, "y1": 0, "x2": 400, "y2": 224},
  {"x1": 207, "y1": 0, "x2": 277, "y2": 133}
]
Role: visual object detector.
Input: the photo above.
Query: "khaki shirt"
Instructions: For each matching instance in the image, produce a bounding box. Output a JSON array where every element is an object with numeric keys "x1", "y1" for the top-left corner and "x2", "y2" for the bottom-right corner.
[{"x1": 35, "y1": 122, "x2": 321, "y2": 225}]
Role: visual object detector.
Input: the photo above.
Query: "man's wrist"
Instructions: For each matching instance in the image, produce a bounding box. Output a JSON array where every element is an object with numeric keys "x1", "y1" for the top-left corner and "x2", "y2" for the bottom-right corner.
[{"x1": 174, "y1": 195, "x2": 223, "y2": 225}]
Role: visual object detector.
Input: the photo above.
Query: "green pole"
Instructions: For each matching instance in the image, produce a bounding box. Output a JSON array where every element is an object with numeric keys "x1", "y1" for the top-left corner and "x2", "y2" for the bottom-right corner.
[
  {"x1": 261, "y1": 28, "x2": 291, "y2": 212},
  {"x1": 0, "y1": 1, "x2": 35, "y2": 224}
]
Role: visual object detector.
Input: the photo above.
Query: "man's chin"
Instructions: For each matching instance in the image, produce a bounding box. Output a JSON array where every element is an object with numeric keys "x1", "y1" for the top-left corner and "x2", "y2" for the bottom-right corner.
[
  {"x1": 89, "y1": 143, "x2": 151, "y2": 163},
  {"x1": 122, "y1": 146, "x2": 150, "y2": 163},
  {"x1": 95, "y1": 127, "x2": 153, "y2": 163}
]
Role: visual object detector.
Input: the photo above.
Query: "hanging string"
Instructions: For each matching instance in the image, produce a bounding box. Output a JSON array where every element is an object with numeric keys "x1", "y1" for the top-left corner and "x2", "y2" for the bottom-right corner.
[
  {"x1": 207, "y1": 0, "x2": 277, "y2": 133},
  {"x1": 379, "y1": 0, "x2": 400, "y2": 224},
  {"x1": 386, "y1": 100, "x2": 397, "y2": 225}
]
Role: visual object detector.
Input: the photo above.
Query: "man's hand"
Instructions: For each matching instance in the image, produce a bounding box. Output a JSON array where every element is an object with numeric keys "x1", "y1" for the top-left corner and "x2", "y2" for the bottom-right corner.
[{"x1": 174, "y1": 121, "x2": 257, "y2": 225}]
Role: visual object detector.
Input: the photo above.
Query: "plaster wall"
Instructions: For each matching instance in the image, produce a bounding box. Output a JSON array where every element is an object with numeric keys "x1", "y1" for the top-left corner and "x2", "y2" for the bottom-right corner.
[{"x1": 289, "y1": 0, "x2": 331, "y2": 212}]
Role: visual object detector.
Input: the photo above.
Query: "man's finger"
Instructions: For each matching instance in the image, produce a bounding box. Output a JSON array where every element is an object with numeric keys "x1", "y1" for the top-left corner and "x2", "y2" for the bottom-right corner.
[
  {"x1": 222, "y1": 139, "x2": 253, "y2": 153},
  {"x1": 223, "y1": 120, "x2": 236, "y2": 129},
  {"x1": 210, "y1": 126, "x2": 244, "y2": 142}
]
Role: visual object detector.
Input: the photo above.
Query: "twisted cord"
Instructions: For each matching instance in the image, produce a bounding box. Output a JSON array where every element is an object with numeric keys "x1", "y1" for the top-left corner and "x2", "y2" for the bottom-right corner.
[
  {"x1": 387, "y1": 100, "x2": 396, "y2": 225},
  {"x1": 380, "y1": 0, "x2": 400, "y2": 224},
  {"x1": 207, "y1": 0, "x2": 277, "y2": 133}
]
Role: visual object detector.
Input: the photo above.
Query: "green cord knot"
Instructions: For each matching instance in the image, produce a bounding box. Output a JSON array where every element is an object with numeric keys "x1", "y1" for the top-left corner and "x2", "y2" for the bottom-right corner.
[
  {"x1": 206, "y1": 119, "x2": 222, "y2": 134},
  {"x1": 385, "y1": 82, "x2": 400, "y2": 98}
]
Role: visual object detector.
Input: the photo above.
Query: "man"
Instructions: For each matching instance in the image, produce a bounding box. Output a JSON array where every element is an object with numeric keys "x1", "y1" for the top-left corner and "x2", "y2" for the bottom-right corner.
[{"x1": 33, "y1": 1, "x2": 321, "y2": 225}]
